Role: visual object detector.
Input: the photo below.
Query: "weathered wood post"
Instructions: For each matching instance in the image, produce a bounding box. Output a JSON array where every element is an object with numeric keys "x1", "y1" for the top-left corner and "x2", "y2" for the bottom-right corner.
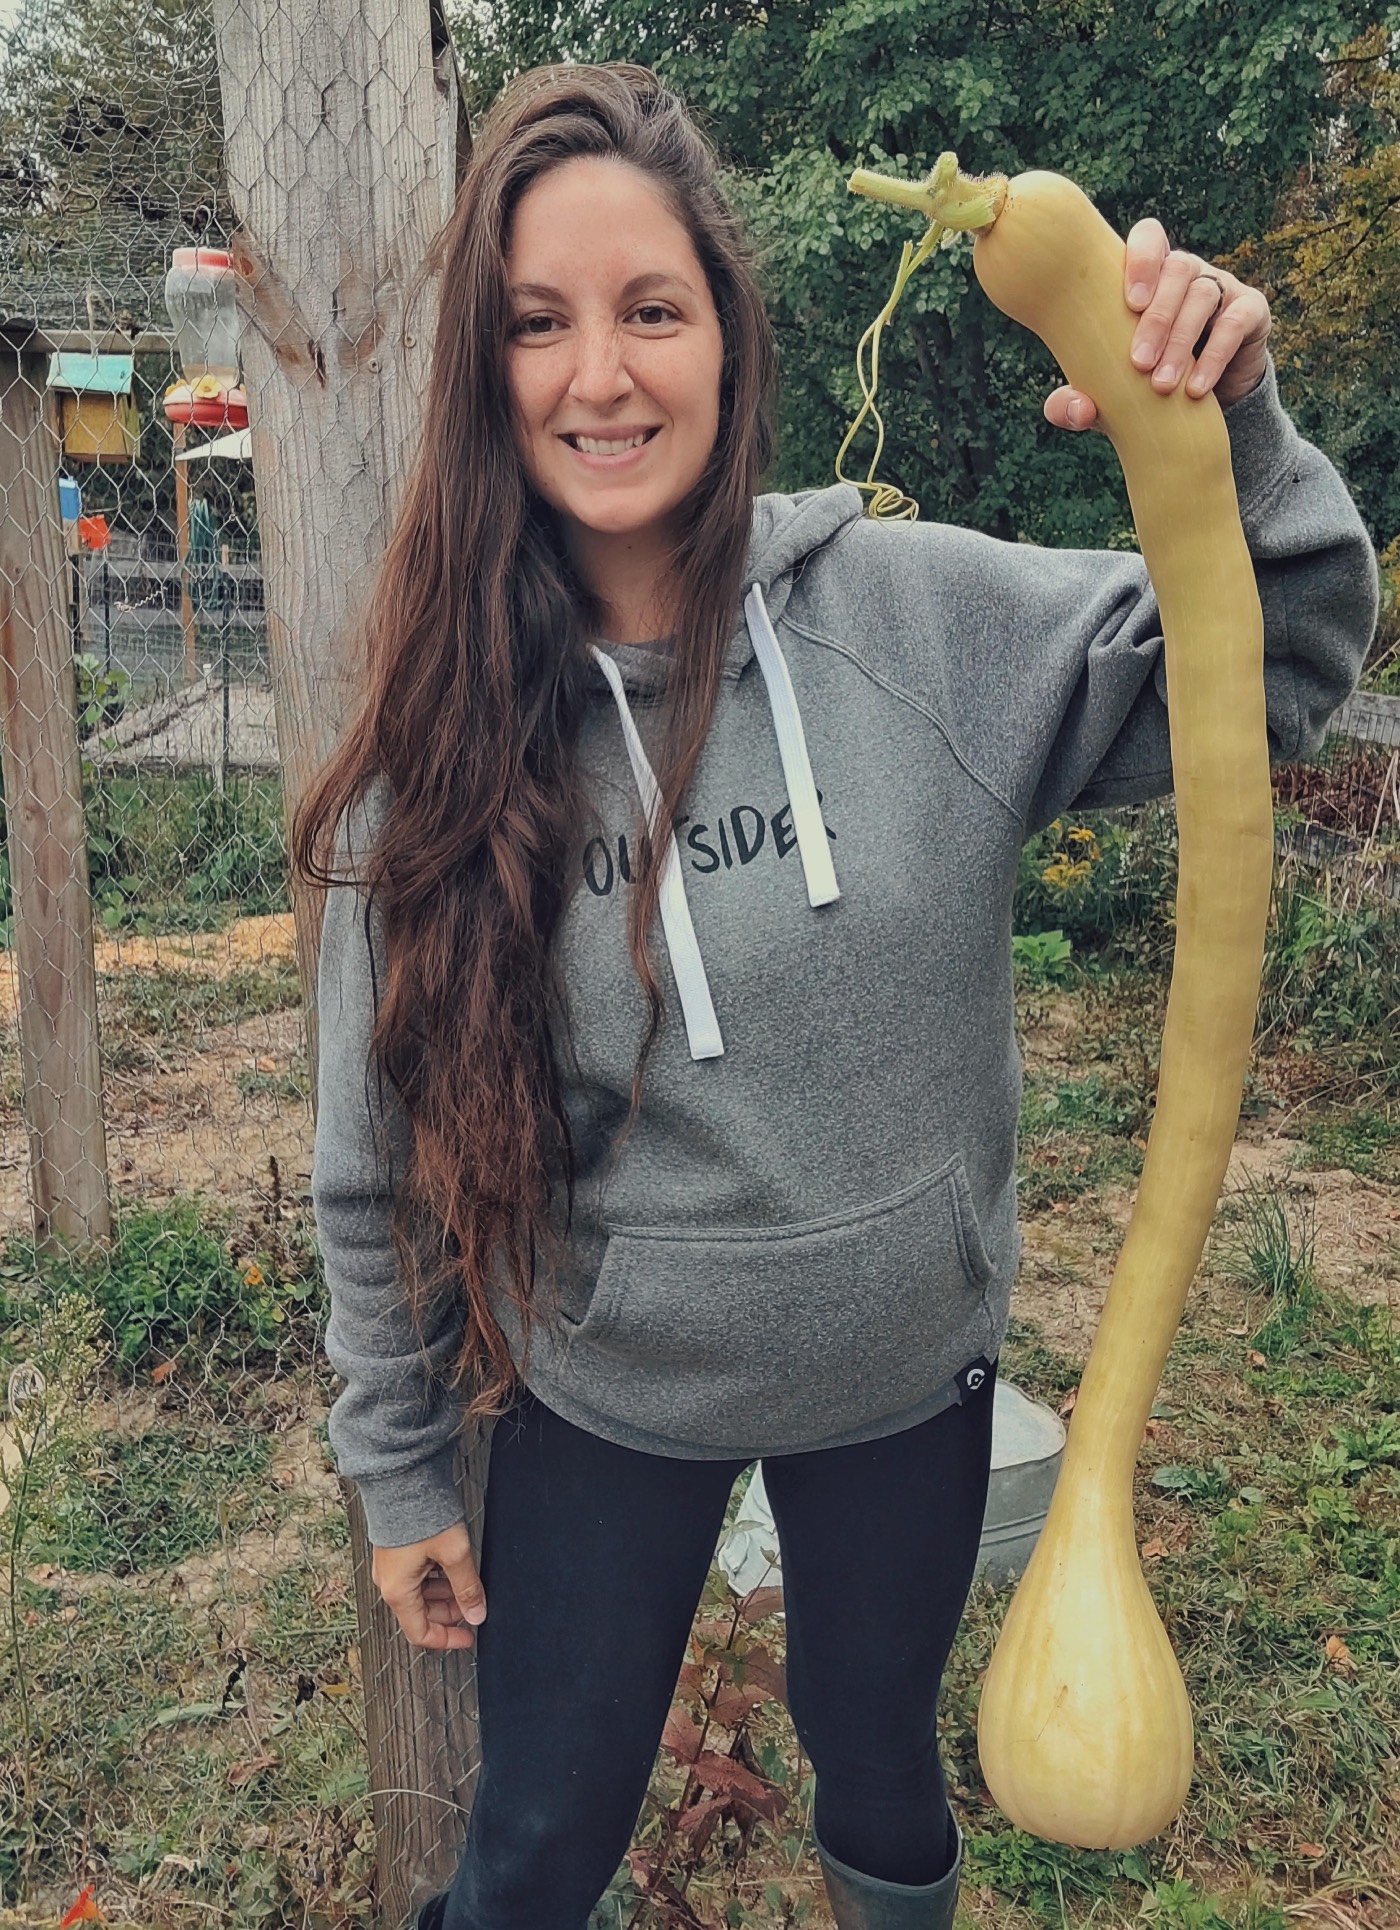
[
  {"x1": 209, "y1": 4, "x2": 478, "y2": 1925},
  {"x1": 0, "y1": 338, "x2": 112, "y2": 1254}
]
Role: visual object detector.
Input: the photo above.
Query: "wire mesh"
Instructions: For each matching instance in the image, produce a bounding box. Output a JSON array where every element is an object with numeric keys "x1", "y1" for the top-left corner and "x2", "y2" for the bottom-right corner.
[
  {"x1": 0, "y1": 4, "x2": 483, "y2": 1926},
  {"x1": 0, "y1": 3, "x2": 1396, "y2": 1929}
]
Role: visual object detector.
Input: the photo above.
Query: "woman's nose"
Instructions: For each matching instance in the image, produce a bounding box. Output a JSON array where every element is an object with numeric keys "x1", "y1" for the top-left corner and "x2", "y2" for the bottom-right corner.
[{"x1": 567, "y1": 326, "x2": 635, "y2": 409}]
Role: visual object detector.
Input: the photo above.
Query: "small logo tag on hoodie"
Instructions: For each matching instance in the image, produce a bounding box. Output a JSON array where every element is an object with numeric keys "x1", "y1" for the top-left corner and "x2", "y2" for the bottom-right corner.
[{"x1": 956, "y1": 1356, "x2": 995, "y2": 1402}]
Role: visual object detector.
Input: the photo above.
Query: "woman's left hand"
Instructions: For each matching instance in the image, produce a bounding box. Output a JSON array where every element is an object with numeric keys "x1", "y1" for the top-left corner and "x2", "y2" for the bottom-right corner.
[{"x1": 1045, "y1": 218, "x2": 1273, "y2": 432}]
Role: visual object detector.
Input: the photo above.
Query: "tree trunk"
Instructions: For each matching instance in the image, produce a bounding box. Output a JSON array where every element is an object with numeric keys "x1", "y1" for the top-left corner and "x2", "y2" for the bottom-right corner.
[{"x1": 210, "y1": 4, "x2": 478, "y2": 1921}]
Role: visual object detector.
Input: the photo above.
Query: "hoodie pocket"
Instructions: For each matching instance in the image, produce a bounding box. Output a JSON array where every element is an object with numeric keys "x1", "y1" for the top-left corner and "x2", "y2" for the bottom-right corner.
[{"x1": 565, "y1": 1151, "x2": 998, "y2": 1391}]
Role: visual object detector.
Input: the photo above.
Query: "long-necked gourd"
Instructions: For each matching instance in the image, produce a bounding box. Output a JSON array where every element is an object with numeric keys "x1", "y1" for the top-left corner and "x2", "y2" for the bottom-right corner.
[{"x1": 847, "y1": 157, "x2": 1274, "y2": 1849}]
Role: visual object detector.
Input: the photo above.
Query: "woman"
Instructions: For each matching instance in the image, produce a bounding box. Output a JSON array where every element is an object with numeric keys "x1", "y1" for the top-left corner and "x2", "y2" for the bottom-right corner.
[{"x1": 298, "y1": 61, "x2": 1377, "y2": 1930}]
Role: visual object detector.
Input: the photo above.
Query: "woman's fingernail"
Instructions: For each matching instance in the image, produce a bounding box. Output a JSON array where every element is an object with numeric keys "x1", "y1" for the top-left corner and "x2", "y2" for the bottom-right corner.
[
  {"x1": 1128, "y1": 282, "x2": 1150, "y2": 306},
  {"x1": 1068, "y1": 401, "x2": 1085, "y2": 427},
  {"x1": 1131, "y1": 340, "x2": 1155, "y2": 367},
  {"x1": 1188, "y1": 372, "x2": 1208, "y2": 395},
  {"x1": 1156, "y1": 362, "x2": 1177, "y2": 386}
]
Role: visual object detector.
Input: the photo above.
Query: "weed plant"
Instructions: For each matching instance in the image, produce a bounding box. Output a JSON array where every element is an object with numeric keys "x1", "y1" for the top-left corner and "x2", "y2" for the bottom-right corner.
[
  {"x1": 0, "y1": 768, "x2": 290, "y2": 943},
  {"x1": 1016, "y1": 801, "x2": 1400, "y2": 1106},
  {"x1": 0, "y1": 1191, "x2": 324, "y2": 1378},
  {"x1": 1014, "y1": 800, "x2": 1180, "y2": 974}
]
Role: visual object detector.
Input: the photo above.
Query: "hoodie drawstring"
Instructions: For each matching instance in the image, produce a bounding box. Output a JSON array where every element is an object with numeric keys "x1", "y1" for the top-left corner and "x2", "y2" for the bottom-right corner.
[
  {"x1": 589, "y1": 648, "x2": 726, "y2": 1061},
  {"x1": 587, "y1": 584, "x2": 840, "y2": 1062},
  {"x1": 744, "y1": 583, "x2": 842, "y2": 910}
]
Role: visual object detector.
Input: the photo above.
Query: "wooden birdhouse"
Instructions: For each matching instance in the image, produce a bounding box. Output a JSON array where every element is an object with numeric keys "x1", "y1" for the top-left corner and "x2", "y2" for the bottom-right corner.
[{"x1": 45, "y1": 352, "x2": 141, "y2": 463}]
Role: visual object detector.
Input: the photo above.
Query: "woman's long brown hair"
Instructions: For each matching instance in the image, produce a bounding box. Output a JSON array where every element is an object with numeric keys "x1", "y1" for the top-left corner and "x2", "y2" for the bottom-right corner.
[{"x1": 291, "y1": 63, "x2": 778, "y2": 1425}]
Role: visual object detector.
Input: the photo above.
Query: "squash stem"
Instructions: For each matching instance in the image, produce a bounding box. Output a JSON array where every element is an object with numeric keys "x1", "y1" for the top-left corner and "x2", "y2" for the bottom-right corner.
[{"x1": 848, "y1": 151, "x2": 1008, "y2": 232}]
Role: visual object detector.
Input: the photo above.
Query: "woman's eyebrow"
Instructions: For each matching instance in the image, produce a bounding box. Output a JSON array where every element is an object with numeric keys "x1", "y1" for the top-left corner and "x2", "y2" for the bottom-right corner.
[{"x1": 509, "y1": 271, "x2": 696, "y2": 302}]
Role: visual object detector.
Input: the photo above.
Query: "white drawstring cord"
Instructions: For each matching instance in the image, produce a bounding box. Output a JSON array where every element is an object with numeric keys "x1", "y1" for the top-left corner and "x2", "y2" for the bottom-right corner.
[
  {"x1": 744, "y1": 584, "x2": 841, "y2": 907},
  {"x1": 588, "y1": 646, "x2": 725, "y2": 1061}
]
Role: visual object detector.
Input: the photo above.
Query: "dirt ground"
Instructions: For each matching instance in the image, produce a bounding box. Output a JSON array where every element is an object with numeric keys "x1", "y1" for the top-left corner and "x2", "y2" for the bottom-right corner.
[
  {"x1": 1015, "y1": 990, "x2": 1398, "y2": 1356},
  {"x1": 0, "y1": 913, "x2": 314, "y2": 1231}
]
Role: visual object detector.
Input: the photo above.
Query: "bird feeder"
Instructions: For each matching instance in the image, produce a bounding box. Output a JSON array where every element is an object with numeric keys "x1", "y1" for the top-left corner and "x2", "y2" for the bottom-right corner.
[
  {"x1": 46, "y1": 353, "x2": 141, "y2": 463},
  {"x1": 163, "y1": 247, "x2": 248, "y2": 430}
]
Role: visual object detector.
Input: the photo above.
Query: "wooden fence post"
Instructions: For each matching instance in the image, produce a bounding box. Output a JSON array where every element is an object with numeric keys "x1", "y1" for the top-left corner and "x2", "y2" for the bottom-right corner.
[
  {"x1": 208, "y1": 5, "x2": 477, "y2": 1925},
  {"x1": 0, "y1": 343, "x2": 112, "y2": 1254}
]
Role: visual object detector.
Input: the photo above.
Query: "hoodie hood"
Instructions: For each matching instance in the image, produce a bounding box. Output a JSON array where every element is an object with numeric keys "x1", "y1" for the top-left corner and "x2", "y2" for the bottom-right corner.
[{"x1": 583, "y1": 482, "x2": 865, "y2": 698}]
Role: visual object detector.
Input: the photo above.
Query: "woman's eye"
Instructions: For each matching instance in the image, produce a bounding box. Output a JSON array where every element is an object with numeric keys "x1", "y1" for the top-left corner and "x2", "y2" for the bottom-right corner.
[{"x1": 509, "y1": 303, "x2": 675, "y2": 337}]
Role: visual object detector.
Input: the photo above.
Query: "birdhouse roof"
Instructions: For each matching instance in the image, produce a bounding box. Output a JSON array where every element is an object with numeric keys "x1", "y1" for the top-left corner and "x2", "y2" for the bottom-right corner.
[{"x1": 46, "y1": 352, "x2": 136, "y2": 396}]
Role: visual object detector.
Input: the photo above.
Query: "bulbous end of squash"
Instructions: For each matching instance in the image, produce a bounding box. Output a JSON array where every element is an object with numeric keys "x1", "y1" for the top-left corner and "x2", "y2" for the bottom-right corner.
[{"x1": 976, "y1": 1491, "x2": 1194, "y2": 1848}]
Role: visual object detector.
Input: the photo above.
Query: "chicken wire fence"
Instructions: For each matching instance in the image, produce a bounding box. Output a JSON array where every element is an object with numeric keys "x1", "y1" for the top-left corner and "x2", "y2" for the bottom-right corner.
[
  {"x1": 0, "y1": 1, "x2": 1397, "y2": 1927},
  {"x1": 0, "y1": 4, "x2": 487, "y2": 1928}
]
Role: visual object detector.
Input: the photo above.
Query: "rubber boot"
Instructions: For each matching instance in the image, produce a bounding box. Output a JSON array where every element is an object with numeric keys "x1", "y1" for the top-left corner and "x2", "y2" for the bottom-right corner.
[{"x1": 813, "y1": 1816, "x2": 963, "y2": 1930}]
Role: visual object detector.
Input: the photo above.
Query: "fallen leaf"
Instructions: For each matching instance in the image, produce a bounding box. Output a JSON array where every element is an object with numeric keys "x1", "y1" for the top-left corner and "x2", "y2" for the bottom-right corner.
[
  {"x1": 1226, "y1": 1325, "x2": 1249, "y2": 1337},
  {"x1": 1143, "y1": 1419, "x2": 1162, "y2": 1441},
  {"x1": 1139, "y1": 1538, "x2": 1170, "y2": 1561},
  {"x1": 227, "y1": 1753, "x2": 279, "y2": 1788},
  {"x1": 150, "y1": 1359, "x2": 178, "y2": 1384},
  {"x1": 1298, "y1": 1842, "x2": 1327, "y2": 1858},
  {"x1": 739, "y1": 1585, "x2": 785, "y2": 1624},
  {"x1": 1058, "y1": 1387, "x2": 1079, "y2": 1418},
  {"x1": 1324, "y1": 1635, "x2": 1356, "y2": 1676},
  {"x1": 1247, "y1": 1350, "x2": 1267, "y2": 1367},
  {"x1": 60, "y1": 1887, "x2": 104, "y2": 1927}
]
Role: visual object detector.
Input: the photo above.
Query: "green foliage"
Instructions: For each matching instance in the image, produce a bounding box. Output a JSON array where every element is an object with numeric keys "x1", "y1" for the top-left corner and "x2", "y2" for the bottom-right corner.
[
  {"x1": 1214, "y1": 1171, "x2": 1319, "y2": 1308},
  {"x1": 80, "y1": 768, "x2": 290, "y2": 935},
  {"x1": 1138, "y1": 1880, "x2": 1285, "y2": 1930},
  {"x1": 1258, "y1": 863, "x2": 1400, "y2": 1049},
  {"x1": 965, "y1": 1827, "x2": 1149, "y2": 1910},
  {"x1": 22, "y1": 1421, "x2": 274, "y2": 1576},
  {"x1": 101, "y1": 958, "x2": 302, "y2": 1045},
  {"x1": 74, "y1": 653, "x2": 131, "y2": 740},
  {"x1": 1015, "y1": 803, "x2": 1180, "y2": 972},
  {"x1": 0, "y1": 0, "x2": 226, "y2": 293},
  {"x1": 0, "y1": 766, "x2": 289, "y2": 941},
  {"x1": 457, "y1": 0, "x2": 1397, "y2": 548},
  {"x1": 1016, "y1": 1068, "x2": 1147, "y2": 1207},
  {"x1": 0, "y1": 1194, "x2": 321, "y2": 1373},
  {"x1": 1010, "y1": 927, "x2": 1073, "y2": 986},
  {"x1": 1021, "y1": 1069, "x2": 1145, "y2": 1138}
]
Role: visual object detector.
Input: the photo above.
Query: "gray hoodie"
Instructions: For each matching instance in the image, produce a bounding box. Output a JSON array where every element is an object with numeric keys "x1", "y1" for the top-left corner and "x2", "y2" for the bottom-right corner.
[{"x1": 313, "y1": 354, "x2": 1378, "y2": 1547}]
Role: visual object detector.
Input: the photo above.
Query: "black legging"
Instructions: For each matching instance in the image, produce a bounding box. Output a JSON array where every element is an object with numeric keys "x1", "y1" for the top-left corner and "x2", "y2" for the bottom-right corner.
[{"x1": 439, "y1": 1360, "x2": 997, "y2": 1930}]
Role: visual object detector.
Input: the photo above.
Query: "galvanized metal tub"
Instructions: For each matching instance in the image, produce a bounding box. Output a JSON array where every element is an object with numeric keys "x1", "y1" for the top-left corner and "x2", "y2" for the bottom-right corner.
[{"x1": 714, "y1": 1380, "x2": 1066, "y2": 1597}]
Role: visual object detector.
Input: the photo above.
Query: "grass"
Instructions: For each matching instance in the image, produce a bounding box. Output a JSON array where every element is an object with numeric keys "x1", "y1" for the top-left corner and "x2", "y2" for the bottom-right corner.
[
  {"x1": 1296, "y1": 1107, "x2": 1400, "y2": 1182},
  {"x1": 1016, "y1": 1068, "x2": 1147, "y2": 1209}
]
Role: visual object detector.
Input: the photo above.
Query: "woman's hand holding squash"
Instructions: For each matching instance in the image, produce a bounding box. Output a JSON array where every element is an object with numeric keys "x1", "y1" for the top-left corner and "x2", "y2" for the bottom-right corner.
[{"x1": 1045, "y1": 217, "x2": 1273, "y2": 430}]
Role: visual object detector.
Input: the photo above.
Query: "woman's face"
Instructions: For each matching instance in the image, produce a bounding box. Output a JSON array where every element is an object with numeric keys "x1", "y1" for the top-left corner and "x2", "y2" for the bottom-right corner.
[{"x1": 504, "y1": 156, "x2": 726, "y2": 553}]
